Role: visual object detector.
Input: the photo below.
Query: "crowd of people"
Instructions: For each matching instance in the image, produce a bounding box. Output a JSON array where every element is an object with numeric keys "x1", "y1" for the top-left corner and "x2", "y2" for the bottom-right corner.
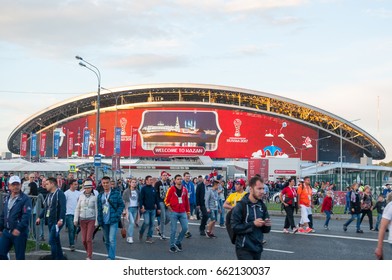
[{"x1": 0, "y1": 170, "x2": 391, "y2": 260}]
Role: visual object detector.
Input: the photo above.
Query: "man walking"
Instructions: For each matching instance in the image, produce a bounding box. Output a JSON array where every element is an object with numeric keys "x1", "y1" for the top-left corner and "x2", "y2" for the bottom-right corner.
[
  {"x1": 36, "y1": 177, "x2": 66, "y2": 260},
  {"x1": 297, "y1": 177, "x2": 314, "y2": 233},
  {"x1": 64, "y1": 179, "x2": 80, "y2": 251},
  {"x1": 0, "y1": 176, "x2": 32, "y2": 260},
  {"x1": 196, "y1": 176, "x2": 209, "y2": 236},
  {"x1": 154, "y1": 171, "x2": 171, "y2": 239},
  {"x1": 97, "y1": 176, "x2": 124, "y2": 260},
  {"x1": 231, "y1": 176, "x2": 271, "y2": 260},
  {"x1": 343, "y1": 183, "x2": 363, "y2": 233},
  {"x1": 139, "y1": 175, "x2": 160, "y2": 243},
  {"x1": 165, "y1": 174, "x2": 190, "y2": 253}
]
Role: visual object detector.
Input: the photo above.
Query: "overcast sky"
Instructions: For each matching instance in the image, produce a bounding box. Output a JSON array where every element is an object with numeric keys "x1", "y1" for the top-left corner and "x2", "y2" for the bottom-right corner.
[{"x1": 0, "y1": 0, "x2": 391, "y2": 162}]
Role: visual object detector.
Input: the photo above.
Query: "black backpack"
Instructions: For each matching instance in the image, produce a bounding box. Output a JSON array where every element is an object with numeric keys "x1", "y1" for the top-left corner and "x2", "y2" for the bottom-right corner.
[{"x1": 225, "y1": 200, "x2": 246, "y2": 244}]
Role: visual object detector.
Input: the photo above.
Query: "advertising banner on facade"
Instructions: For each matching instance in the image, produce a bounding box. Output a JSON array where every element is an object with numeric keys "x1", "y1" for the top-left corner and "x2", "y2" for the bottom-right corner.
[{"x1": 20, "y1": 133, "x2": 28, "y2": 157}]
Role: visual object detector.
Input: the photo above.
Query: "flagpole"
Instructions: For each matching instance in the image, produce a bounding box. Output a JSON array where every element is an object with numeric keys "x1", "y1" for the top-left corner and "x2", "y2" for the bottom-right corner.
[
  {"x1": 129, "y1": 126, "x2": 132, "y2": 178},
  {"x1": 29, "y1": 134, "x2": 32, "y2": 162}
]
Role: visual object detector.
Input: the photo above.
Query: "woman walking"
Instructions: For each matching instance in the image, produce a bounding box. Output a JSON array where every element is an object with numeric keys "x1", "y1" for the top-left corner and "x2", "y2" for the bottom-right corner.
[
  {"x1": 74, "y1": 181, "x2": 98, "y2": 260},
  {"x1": 122, "y1": 178, "x2": 140, "y2": 244},
  {"x1": 279, "y1": 178, "x2": 298, "y2": 234}
]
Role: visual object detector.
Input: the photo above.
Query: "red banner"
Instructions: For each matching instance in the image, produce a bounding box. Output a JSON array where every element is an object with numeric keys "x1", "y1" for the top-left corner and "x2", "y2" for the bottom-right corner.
[
  {"x1": 20, "y1": 133, "x2": 28, "y2": 157},
  {"x1": 131, "y1": 128, "x2": 138, "y2": 150},
  {"x1": 40, "y1": 132, "x2": 47, "y2": 157},
  {"x1": 99, "y1": 129, "x2": 107, "y2": 155},
  {"x1": 68, "y1": 130, "x2": 74, "y2": 157}
]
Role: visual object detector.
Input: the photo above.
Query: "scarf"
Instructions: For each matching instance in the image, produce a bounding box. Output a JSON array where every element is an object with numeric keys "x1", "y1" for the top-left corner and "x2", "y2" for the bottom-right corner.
[{"x1": 350, "y1": 190, "x2": 357, "y2": 203}]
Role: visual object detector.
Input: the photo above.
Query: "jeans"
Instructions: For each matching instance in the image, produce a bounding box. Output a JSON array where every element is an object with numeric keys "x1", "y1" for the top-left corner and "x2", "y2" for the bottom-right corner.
[
  {"x1": 324, "y1": 211, "x2": 331, "y2": 227},
  {"x1": 190, "y1": 203, "x2": 196, "y2": 216},
  {"x1": 48, "y1": 223, "x2": 64, "y2": 260},
  {"x1": 375, "y1": 213, "x2": 382, "y2": 230},
  {"x1": 80, "y1": 219, "x2": 95, "y2": 259},
  {"x1": 284, "y1": 205, "x2": 296, "y2": 229},
  {"x1": 344, "y1": 201, "x2": 350, "y2": 214},
  {"x1": 127, "y1": 207, "x2": 138, "y2": 238},
  {"x1": 218, "y1": 199, "x2": 225, "y2": 225},
  {"x1": 157, "y1": 202, "x2": 170, "y2": 236},
  {"x1": 102, "y1": 223, "x2": 118, "y2": 260},
  {"x1": 0, "y1": 229, "x2": 28, "y2": 260},
  {"x1": 65, "y1": 214, "x2": 76, "y2": 246},
  {"x1": 344, "y1": 213, "x2": 361, "y2": 230},
  {"x1": 170, "y1": 211, "x2": 188, "y2": 247},
  {"x1": 360, "y1": 209, "x2": 374, "y2": 229},
  {"x1": 140, "y1": 210, "x2": 156, "y2": 238}
]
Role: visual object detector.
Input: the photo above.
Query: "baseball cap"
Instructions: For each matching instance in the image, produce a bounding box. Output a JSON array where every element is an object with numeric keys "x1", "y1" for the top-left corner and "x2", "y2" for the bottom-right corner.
[
  {"x1": 161, "y1": 171, "x2": 171, "y2": 177},
  {"x1": 216, "y1": 174, "x2": 223, "y2": 180},
  {"x1": 9, "y1": 175, "x2": 21, "y2": 184},
  {"x1": 84, "y1": 180, "x2": 93, "y2": 188},
  {"x1": 234, "y1": 179, "x2": 246, "y2": 187}
]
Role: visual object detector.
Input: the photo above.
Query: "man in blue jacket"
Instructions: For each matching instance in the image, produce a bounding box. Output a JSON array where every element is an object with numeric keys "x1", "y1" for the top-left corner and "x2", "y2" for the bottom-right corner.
[
  {"x1": 231, "y1": 176, "x2": 271, "y2": 260},
  {"x1": 0, "y1": 175, "x2": 32, "y2": 260},
  {"x1": 36, "y1": 177, "x2": 66, "y2": 260},
  {"x1": 97, "y1": 176, "x2": 124, "y2": 260}
]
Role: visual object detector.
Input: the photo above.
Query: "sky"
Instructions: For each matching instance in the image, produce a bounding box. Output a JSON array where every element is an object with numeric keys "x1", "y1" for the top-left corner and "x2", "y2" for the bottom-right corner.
[{"x1": 0, "y1": 0, "x2": 391, "y2": 162}]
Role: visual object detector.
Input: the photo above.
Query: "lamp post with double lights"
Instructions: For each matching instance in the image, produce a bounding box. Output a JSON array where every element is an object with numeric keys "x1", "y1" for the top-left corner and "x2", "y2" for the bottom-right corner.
[
  {"x1": 75, "y1": 56, "x2": 101, "y2": 182},
  {"x1": 303, "y1": 135, "x2": 331, "y2": 182}
]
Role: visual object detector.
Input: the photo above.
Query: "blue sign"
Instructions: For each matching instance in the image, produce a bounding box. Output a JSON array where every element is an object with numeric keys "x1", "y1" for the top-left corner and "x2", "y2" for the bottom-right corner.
[
  {"x1": 53, "y1": 131, "x2": 60, "y2": 157},
  {"x1": 94, "y1": 154, "x2": 102, "y2": 167},
  {"x1": 83, "y1": 129, "x2": 90, "y2": 156},
  {"x1": 115, "y1": 127, "x2": 121, "y2": 155},
  {"x1": 31, "y1": 134, "x2": 37, "y2": 157}
]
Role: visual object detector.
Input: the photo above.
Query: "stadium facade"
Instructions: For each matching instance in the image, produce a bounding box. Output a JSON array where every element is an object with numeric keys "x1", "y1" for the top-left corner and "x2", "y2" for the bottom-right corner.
[{"x1": 7, "y1": 83, "x2": 386, "y2": 163}]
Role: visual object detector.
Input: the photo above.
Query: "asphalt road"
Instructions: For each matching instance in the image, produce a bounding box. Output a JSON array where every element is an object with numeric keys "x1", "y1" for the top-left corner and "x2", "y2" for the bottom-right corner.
[{"x1": 51, "y1": 213, "x2": 390, "y2": 260}]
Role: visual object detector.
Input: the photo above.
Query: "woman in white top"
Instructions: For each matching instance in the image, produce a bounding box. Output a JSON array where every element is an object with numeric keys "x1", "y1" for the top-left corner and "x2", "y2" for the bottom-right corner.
[
  {"x1": 73, "y1": 180, "x2": 98, "y2": 260},
  {"x1": 122, "y1": 178, "x2": 141, "y2": 244}
]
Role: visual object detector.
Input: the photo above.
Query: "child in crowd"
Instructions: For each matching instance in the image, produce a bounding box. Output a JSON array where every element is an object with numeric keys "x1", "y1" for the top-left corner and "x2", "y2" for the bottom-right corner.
[{"x1": 321, "y1": 191, "x2": 333, "y2": 230}]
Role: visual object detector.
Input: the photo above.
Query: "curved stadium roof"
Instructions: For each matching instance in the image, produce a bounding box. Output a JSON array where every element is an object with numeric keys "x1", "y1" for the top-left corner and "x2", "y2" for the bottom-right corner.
[{"x1": 7, "y1": 83, "x2": 386, "y2": 160}]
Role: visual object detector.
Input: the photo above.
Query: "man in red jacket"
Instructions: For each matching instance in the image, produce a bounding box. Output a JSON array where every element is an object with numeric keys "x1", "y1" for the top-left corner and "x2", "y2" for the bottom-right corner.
[{"x1": 165, "y1": 174, "x2": 190, "y2": 253}]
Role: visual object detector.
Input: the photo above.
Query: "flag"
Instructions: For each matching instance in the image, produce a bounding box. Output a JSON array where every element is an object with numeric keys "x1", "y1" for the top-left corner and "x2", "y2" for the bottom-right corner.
[
  {"x1": 99, "y1": 129, "x2": 107, "y2": 155},
  {"x1": 40, "y1": 132, "x2": 47, "y2": 157},
  {"x1": 114, "y1": 127, "x2": 121, "y2": 155},
  {"x1": 68, "y1": 130, "x2": 74, "y2": 157},
  {"x1": 83, "y1": 129, "x2": 90, "y2": 156},
  {"x1": 20, "y1": 133, "x2": 28, "y2": 157},
  {"x1": 31, "y1": 133, "x2": 37, "y2": 157},
  {"x1": 53, "y1": 131, "x2": 60, "y2": 157}
]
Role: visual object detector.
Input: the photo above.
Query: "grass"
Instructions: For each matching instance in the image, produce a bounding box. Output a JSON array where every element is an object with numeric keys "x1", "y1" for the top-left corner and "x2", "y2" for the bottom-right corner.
[{"x1": 24, "y1": 240, "x2": 50, "y2": 253}]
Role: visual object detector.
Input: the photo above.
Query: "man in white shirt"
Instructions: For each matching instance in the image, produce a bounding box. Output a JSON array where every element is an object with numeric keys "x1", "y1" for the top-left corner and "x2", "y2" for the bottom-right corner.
[{"x1": 64, "y1": 179, "x2": 80, "y2": 251}]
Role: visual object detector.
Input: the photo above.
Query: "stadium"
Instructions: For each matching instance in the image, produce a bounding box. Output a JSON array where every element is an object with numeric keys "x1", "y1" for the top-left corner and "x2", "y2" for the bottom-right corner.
[{"x1": 7, "y1": 83, "x2": 385, "y2": 161}]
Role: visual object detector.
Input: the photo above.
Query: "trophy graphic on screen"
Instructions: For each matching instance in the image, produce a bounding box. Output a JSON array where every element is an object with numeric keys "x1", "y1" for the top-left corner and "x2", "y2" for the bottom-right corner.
[
  {"x1": 120, "y1": 117, "x2": 127, "y2": 136},
  {"x1": 234, "y1": 119, "x2": 242, "y2": 137}
]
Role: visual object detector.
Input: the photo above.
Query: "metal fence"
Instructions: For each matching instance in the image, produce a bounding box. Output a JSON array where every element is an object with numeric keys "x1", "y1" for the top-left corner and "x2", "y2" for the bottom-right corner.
[{"x1": 0, "y1": 193, "x2": 41, "y2": 251}]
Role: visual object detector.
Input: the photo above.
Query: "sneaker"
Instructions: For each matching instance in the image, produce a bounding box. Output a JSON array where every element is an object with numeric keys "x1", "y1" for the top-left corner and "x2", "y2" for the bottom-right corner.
[
  {"x1": 219, "y1": 224, "x2": 225, "y2": 228},
  {"x1": 127, "y1": 237, "x2": 134, "y2": 244},
  {"x1": 174, "y1": 243, "x2": 183, "y2": 252},
  {"x1": 262, "y1": 240, "x2": 267, "y2": 245},
  {"x1": 209, "y1": 233, "x2": 217, "y2": 238},
  {"x1": 200, "y1": 231, "x2": 206, "y2": 236},
  {"x1": 356, "y1": 229, "x2": 364, "y2": 233},
  {"x1": 298, "y1": 227, "x2": 306, "y2": 233},
  {"x1": 324, "y1": 225, "x2": 329, "y2": 230},
  {"x1": 305, "y1": 227, "x2": 313, "y2": 233},
  {"x1": 185, "y1": 231, "x2": 192, "y2": 238},
  {"x1": 292, "y1": 227, "x2": 299, "y2": 234},
  {"x1": 160, "y1": 235, "x2": 167, "y2": 240},
  {"x1": 169, "y1": 246, "x2": 177, "y2": 253},
  {"x1": 145, "y1": 237, "x2": 154, "y2": 243},
  {"x1": 70, "y1": 245, "x2": 75, "y2": 252},
  {"x1": 370, "y1": 228, "x2": 375, "y2": 231},
  {"x1": 86, "y1": 257, "x2": 92, "y2": 260},
  {"x1": 206, "y1": 231, "x2": 213, "y2": 238},
  {"x1": 343, "y1": 225, "x2": 347, "y2": 232},
  {"x1": 310, "y1": 228, "x2": 316, "y2": 233},
  {"x1": 283, "y1": 228, "x2": 289, "y2": 234}
]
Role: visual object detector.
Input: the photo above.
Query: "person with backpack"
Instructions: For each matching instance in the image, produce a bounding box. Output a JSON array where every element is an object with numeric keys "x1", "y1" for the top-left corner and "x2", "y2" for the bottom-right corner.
[{"x1": 230, "y1": 176, "x2": 271, "y2": 260}]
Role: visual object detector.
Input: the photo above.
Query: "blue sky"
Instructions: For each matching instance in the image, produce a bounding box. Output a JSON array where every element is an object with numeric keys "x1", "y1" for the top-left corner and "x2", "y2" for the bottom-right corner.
[{"x1": 0, "y1": 0, "x2": 391, "y2": 161}]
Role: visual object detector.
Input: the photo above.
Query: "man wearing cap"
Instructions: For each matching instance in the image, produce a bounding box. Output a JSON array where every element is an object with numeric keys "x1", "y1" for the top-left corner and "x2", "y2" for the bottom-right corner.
[
  {"x1": 36, "y1": 177, "x2": 67, "y2": 260},
  {"x1": 0, "y1": 176, "x2": 32, "y2": 260},
  {"x1": 154, "y1": 171, "x2": 171, "y2": 239},
  {"x1": 64, "y1": 179, "x2": 80, "y2": 251},
  {"x1": 224, "y1": 179, "x2": 247, "y2": 210}
]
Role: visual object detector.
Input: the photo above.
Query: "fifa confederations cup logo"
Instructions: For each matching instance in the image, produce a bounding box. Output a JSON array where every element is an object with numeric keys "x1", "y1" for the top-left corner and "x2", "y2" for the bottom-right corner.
[
  {"x1": 120, "y1": 117, "x2": 127, "y2": 135},
  {"x1": 234, "y1": 118, "x2": 242, "y2": 137}
]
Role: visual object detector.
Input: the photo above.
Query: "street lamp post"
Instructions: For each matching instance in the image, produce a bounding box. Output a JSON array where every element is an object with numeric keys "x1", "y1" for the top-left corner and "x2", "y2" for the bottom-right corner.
[{"x1": 75, "y1": 56, "x2": 101, "y2": 182}]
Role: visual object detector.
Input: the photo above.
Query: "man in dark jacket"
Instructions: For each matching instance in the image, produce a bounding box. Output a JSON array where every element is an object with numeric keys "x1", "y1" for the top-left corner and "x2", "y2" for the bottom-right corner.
[
  {"x1": 97, "y1": 176, "x2": 124, "y2": 260},
  {"x1": 36, "y1": 177, "x2": 66, "y2": 260},
  {"x1": 343, "y1": 183, "x2": 363, "y2": 233},
  {"x1": 0, "y1": 176, "x2": 32, "y2": 260},
  {"x1": 231, "y1": 176, "x2": 271, "y2": 260},
  {"x1": 196, "y1": 176, "x2": 209, "y2": 236},
  {"x1": 139, "y1": 175, "x2": 160, "y2": 243},
  {"x1": 154, "y1": 171, "x2": 171, "y2": 239}
]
